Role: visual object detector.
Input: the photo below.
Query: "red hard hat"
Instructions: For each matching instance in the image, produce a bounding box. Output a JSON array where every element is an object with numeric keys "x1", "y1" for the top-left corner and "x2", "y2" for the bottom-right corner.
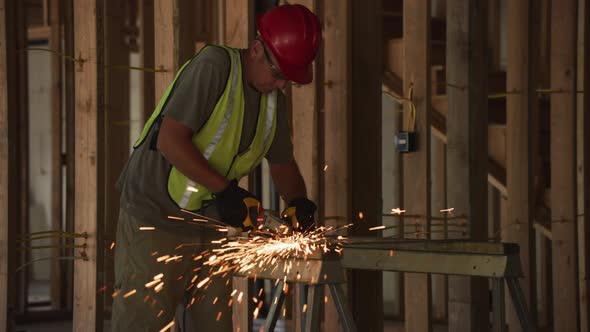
[{"x1": 256, "y1": 4, "x2": 321, "y2": 84}]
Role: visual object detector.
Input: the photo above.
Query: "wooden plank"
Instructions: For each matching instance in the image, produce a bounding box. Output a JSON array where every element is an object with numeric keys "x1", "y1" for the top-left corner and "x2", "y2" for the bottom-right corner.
[
  {"x1": 63, "y1": 0, "x2": 75, "y2": 312},
  {"x1": 73, "y1": 0, "x2": 104, "y2": 330},
  {"x1": 49, "y1": 0, "x2": 63, "y2": 311},
  {"x1": 103, "y1": 0, "x2": 130, "y2": 320},
  {"x1": 323, "y1": 1, "x2": 350, "y2": 331},
  {"x1": 154, "y1": 0, "x2": 180, "y2": 100},
  {"x1": 431, "y1": 135, "x2": 447, "y2": 322},
  {"x1": 232, "y1": 276, "x2": 252, "y2": 332},
  {"x1": 290, "y1": 0, "x2": 319, "y2": 211},
  {"x1": 550, "y1": 0, "x2": 579, "y2": 330},
  {"x1": 402, "y1": 1, "x2": 432, "y2": 331},
  {"x1": 288, "y1": 1, "x2": 319, "y2": 329},
  {"x1": 581, "y1": 0, "x2": 590, "y2": 328},
  {"x1": 224, "y1": 0, "x2": 254, "y2": 48},
  {"x1": 505, "y1": 0, "x2": 537, "y2": 330},
  {"x1": 140, "y1": 0, "x2": 155, "y2": 123},
  {"x1": 221, "y1": 2, "x2": 256, "y2": 329},
  {"x1": 487, "y1": 0, "x2": 501, "y2": 71},
  {"x1": 15, "y1": 0, "x2": 29, "y2": 315},
  {"x1": 446, "y1": 1, "x2": 489, "y2": 331},
  {"x1": 0, "y1": 0, "x2": 12, "y2": 328},
  {"x1": 349, "y1": 0, "x2": 382, "y2": 331}
]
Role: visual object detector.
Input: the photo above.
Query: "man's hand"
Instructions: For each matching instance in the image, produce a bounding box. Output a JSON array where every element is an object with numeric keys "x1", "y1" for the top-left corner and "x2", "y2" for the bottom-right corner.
[
  {"x1": 282, "y1": 197, "x2": 317, "y2": 232},
  {"x1": 213, "y1": 180, "x2": 261, "y2": 231}
]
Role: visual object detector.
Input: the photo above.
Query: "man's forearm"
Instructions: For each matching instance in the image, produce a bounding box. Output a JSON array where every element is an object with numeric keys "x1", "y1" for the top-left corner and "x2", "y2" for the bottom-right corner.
[
  {"x1": 269, "y1": 160, "x2": 307, "y2": 204},
  {"x1": 157, "y1": 116, "x2": 229, "y2": 193}
]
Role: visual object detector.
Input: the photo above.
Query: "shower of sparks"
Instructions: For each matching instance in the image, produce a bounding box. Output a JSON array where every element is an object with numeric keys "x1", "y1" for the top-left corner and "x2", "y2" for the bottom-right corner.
[
  {"x1": 369, "y1": 225, "x2": 386, "y2": 231},
  {"x1": 117, "y1": 210, "x2": 353, "y2": 324},
  {"x1": 198, "y1": 225, "x2": 349, "y2": 280}
]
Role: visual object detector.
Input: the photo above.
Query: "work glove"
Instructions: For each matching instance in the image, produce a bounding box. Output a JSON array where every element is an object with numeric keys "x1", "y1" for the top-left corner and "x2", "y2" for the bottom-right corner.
[
  {"x1": 213, "y1": 180, "x2": 261, "y2": 231},
  {"x1": 281, "y1": 197, "x2": 317, "y2": 232}
]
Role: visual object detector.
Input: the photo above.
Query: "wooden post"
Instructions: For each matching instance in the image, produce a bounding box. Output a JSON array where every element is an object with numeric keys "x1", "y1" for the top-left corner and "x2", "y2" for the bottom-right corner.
[
  {"x1": 446, "y1": 1, "x2": 489, "y2": 331},
  {"x1": 49, "y1": 0, "x2": 63, "y2": 311},
  {"x1": 13, "y1": 0, "x2": 29, "y2": 316},
  {"x1": 63, "y1": 0, "x2": 76, "y2": 312},
  {"x1": 403, "y1": 1, "x2": 432, "y2": 331},
  {"x1": 140, "y1": 0, "x2": 155, "y2": 123},
  {"x1": 550, "y1": 0, "x2": 579, "y2": 330},
  {"x1": 221, "y1": 1, "x2": 256, "y2": 329},
  {"x1": 0, "y1": 0, "x2": 14, "y2": 328},
  {"x1": 431, "y1": 136, "x2": 447, "y2": 322},
  {"x1": 349, "y1": 0, "x2": 382, "y2": 331},
  {"x1": 154, "y1": 0, "x2": 180, "y2": 100},
  {"x1": 103, "y1": 0, "x2": 130, "y2": 319},
  {"x1": 224, "y1": 0, "x2": 254, "y2": 48},
  {"x1": 323, "y1": 1, "x2": 350, "y2": 331},
  {"x1": 581, "y1": 0, "x2": 590, "y2": 328},
  {"x1": 505, "y1": 0, "x2": 538, "y2": 330},
  {"x1": 289, "y1": 1, "x2": 320, "y2": 330},
  {"x1": 73, "y1": 0, "x2": 104, "y2": 330}
]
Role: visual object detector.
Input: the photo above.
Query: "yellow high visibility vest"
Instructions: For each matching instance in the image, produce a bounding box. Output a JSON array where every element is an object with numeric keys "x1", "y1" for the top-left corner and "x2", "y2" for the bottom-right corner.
[{"x1": 134, "y1": 46, "x2": 278, "y2": 211}]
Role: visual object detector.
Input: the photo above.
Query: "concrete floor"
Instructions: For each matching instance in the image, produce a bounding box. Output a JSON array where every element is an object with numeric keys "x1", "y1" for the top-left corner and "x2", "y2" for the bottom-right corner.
[{"x1": 16, "y1": 319, "x2": 448, "y2": 332}]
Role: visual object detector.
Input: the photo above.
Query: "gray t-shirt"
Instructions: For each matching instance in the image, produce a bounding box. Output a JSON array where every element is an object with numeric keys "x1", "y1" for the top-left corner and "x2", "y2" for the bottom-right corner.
[{"x1": 117, "y1": 46, "x2": 293, "y2": 231}]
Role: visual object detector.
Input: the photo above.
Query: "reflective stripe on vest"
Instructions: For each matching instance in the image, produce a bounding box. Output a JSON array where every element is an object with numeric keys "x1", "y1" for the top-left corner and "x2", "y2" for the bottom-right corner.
[{"x1": 176, "y1": 48, "x2": 241, "y2": 208}]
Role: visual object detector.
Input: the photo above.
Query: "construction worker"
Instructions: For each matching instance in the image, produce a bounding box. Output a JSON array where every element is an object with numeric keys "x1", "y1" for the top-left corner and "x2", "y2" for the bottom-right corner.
[{"x1": 111, "y1": 4, "x2": 321, "y2": 331}]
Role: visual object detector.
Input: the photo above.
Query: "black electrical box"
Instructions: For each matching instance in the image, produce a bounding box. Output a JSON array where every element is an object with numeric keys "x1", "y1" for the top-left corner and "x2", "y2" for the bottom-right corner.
[{"x1": 394, "y1": 131, "x2": 417, "y2": 153}]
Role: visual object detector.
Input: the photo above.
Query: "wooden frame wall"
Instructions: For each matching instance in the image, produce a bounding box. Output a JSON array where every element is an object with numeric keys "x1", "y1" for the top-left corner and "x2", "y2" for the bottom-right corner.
[
  {"x1": 446, "y1": 1, "x2": 489, "y2": 330},
  {"x1": 402, "y1": 1, "x2": 432, "y2": 331},
  {"x1": 505, "y1": 0, "x2": 538, "y2": 329},
  {"x1": 550, "y1": 0, "x2": 579, "y2": 330},
  {"x1": 72, "y1": 0, "x2": 104, "y2": 330}
]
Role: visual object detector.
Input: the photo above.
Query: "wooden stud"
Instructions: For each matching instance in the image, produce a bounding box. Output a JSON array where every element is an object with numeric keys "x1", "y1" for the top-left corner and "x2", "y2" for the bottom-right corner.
[
  {"x1": 73, "y1": 0, "x2": 104, "y2": 330},
  {"x1": 402, "y1": 1, "x2": 432, "y2": 331},
  {"x1": 222, "y1": 1, "x2": 255, "y2": 329},
  {"x1": 63, "y1": 0, "x2": 75, "y2": 312},
  {"x1": 288, "y1": 1, "x2": 320, "y2": 329},
  {"x1": 232, "y1": 276, "x2": 252, "y2": 332},
  {"x1": 505, "y1": 0, "x2": 538, "y2": 329},
  {"x1": 103, "y1": 0, "x2": 131, "y2": 319},
  {"x1": 349, "y1": 0, "x2": 382, "y2": 331},
  {"x1": 0, "y1": 0, "x2": 11, "y2": 328},
  {"x1": 322, "y1": 1, "x2": 350, "y2": 331},
  {"x1": 140, "y1": 0, "x2": 155, "y2": 123},
  {"x1": 446, "y1": 1, "x2": 489, "y2": 331},
  {"x1": 431, "y1": 135, "x2": 447, "y2": 322},
  {"x1": 550, "y1": 0, "x2": 579, "y2": 330},
  {"x1": 49, "y1": 0, "x2": 63, "y2": 311},
  {"x1": 154, "y1": 0, "x2": 180, "y2": 100},
  {"x1": 223, "y1": 0, "x2": 254, "y2": 48},
  {"x1": 14, "y1": 0, "x2": 29, "y2": 316},
  {"x1": 581, "y1": 0, "x2": 590, "y2": 328}
]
